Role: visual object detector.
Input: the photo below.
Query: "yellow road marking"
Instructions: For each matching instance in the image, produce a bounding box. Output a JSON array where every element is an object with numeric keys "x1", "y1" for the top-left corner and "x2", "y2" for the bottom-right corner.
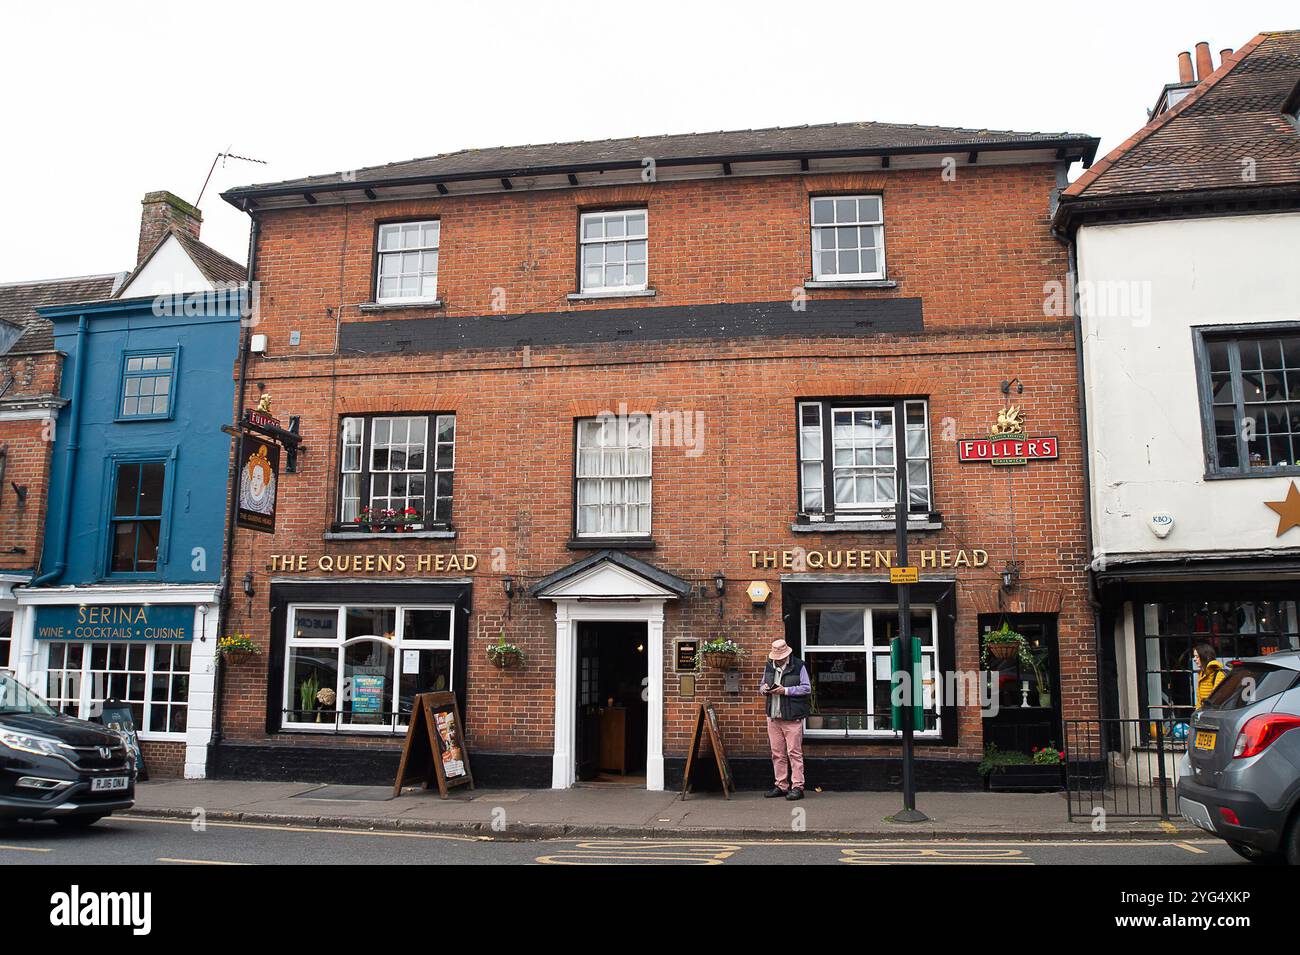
[
  {"x1": 157, "y1": 857, "x2": 252, "y2": 865},
  {"x1": 537, "y1": 840, "x2": 739, "y2": 865},
  {"x1": 1175, "y1": 842, "x2": 1209, "y2": 854},
  {"x1": 841, "y1": 846, "x2": 1032, "y2": 865},
  {"x1": 1159, "y1": 821, "x2": 1179, "y2": 834},
  {"x1": 0, "y1": 844, "x2": 52, "y2": 853}
]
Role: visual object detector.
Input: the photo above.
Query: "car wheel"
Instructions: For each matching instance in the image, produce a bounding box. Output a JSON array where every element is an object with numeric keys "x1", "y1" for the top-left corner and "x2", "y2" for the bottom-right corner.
[
  {"x1": 53, "y1": 814, "x2": 105, "y2": 830},
  {"x1": 1226, "y1": 840, "x2": 1282, "y2": 864}
]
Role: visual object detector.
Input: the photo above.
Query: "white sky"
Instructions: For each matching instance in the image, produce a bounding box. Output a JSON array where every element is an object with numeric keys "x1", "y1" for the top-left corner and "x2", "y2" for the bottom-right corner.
[{"x1": 1, "y1": 0, "x2": 1291, "y2": 283}]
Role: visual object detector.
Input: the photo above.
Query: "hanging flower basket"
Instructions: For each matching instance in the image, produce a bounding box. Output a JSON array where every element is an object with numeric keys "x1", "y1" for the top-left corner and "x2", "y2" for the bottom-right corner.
[
  {"x1": 217, "y1": 633, "x2": 259, "y2": 664},
  {"x1": 700, "y1": 639, "x2": 744, "y2": 670},
  {"x1": 486, "y1": 633, "x2": 524, "y2": 669},
  {"x1": 980, "y1": 623, "x2": 1034, "y2": 669},
  {"x1": 986, "y1": 641, "x2": 1019, "y2": 661}
]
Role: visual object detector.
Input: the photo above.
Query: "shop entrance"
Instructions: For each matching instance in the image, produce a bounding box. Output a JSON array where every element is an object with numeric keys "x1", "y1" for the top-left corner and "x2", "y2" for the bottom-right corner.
[
  {"x1": 574, "y1": 621, "x2": 648, "y2": 784},
  {"x1": 979, "y1": 614, "x2": 1063, "y2": 754}
]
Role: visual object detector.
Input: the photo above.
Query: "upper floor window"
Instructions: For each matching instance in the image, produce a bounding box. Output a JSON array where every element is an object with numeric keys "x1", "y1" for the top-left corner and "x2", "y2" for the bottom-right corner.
[
  {"x1": 797, "y1": 399, "x2": 931, "y2": 521},
  {"x1": 810, "y1": 195, "x2": 885, "y2": 282},
  {"x1": 575, "y1": 415, "x2": 651, "y2": 537},
  {"x1": 376, "y1": 221, "x2": 439, "y2": 303},
  {"x1": 110, "y1": 461, "x2": 165, "y2": 573},
  {"x1": 579, "y1": 209, "x2": 647, "y2": 294},
  {"x1": 1196, "y1": 326, "x2": 1300, "y2": 476},
  {"x1": 120, "y1": 351, "x2": 176, "y2": 420},
  {"x1": 338, "y1": 414, "x2": 455, "y2": 528}
]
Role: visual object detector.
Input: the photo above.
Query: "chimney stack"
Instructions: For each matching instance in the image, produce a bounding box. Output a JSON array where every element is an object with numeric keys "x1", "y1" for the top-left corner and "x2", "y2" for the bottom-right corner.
[
  {"x1": 1177, "y1": 51, "x2": 1194, "y2": 83},
  {"x1": 137, "y1": 191, "x2": 202, "y2": 265},
  {"x1": 1194, "y1": 41, "x2": 1214, "y2": 81},
  {"x1": 1220, "y1": 48, "x2": 1234, "y2": 64}
]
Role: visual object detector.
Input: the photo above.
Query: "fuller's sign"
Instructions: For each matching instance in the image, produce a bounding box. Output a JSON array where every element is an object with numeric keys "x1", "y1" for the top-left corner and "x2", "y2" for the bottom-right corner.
[{"x1": 958, "y1": 404, "x2": 1059, "y2": 466}]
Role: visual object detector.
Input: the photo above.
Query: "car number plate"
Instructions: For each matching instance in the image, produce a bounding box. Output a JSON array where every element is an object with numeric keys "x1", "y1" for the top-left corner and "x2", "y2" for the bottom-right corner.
[
  {"x1": 1194, "y1": 729, "x2": 1216, "y2": 751},
  {"x1": 91, "y1": 776, "x2": 129, "y2": 792}
]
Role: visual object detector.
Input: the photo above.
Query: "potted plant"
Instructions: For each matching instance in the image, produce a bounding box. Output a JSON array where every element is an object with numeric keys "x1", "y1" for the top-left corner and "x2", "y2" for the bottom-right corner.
[
  {"x1": 315, "y1": 686, "x2": 336, "y2": 724},
  {"x1": 400, "y1": 505, "x2": 423, "y2": 532},
  {"x1": 805, "y1": 682, "x2": 824, "y2": 729},
  {"x1": 486, "y1": 632, "x2": 524, "y2": 669},
  {"x1": 700, "y1": 638, "x2": 744, "y2": 670},
  {"x1": 298, "y1": 672, "x2": 320, "y2": 722},
  {"x1": 216, "y1": 632, "x2": 259, "y2": 664},
  {"x1": 979, "y1": 743, "x2": 1066, "y2": 792},
  {"x1": 981, "y1": 622, "x2": 1033, "y2": 668}
]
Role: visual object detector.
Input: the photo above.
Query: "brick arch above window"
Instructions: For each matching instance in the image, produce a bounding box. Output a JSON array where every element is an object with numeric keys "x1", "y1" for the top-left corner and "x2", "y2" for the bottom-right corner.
[
  {"x1": 786, "y1": 376, "x2": 929, "y2": 398},
  {"x1": 569, "y1": 398, "x2": 658, "y2": 418},
  {"x1": 802, "y1": 173, "x2": 888, "y2": 194},
  {"x1": 570, "y1": 184, "x2": 656, "y2": 207},
  {"x1": 336, "y1": 394, "x2": 463, "y2": 415}
]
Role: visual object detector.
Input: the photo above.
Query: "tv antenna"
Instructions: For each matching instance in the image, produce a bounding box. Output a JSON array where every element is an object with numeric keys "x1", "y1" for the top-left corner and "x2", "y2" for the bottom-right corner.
[{"x1": 196, "y1": 147, "x2": 268, "y2": 207}]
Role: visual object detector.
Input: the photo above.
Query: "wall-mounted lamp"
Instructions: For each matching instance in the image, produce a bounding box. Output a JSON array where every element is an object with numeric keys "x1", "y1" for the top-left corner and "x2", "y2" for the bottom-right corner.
[
  {"x1": 1000, "y1": 562, "x2": 1021, "y2": 593},
  {"x1": 1000, "y1": 378, "x2": 1024, "y2": 396},
  {"x1": 503, "y1": 577, "x2": 514, "y2": 618},
  {"x1": 714, "y1": 572, "x2": 726, "y2": 618},
  {"x1": 242, "y1": 572, "x2": 256, "y2": 598}
]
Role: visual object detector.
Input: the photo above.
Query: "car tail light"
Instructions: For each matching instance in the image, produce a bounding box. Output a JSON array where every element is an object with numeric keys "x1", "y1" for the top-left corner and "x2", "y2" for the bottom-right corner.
[
  {"x1": 1232, "y1": 713, "x2": 1300, "y2": 759},
  {"x1": 1219, "y1": 807, "x2": 1240, "y2": 826}
]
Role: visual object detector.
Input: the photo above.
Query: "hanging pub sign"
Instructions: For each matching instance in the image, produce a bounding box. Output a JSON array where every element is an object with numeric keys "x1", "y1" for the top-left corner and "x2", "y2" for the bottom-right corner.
[
  {"x1": 236, "y1": 433, "x2": 280, "y2": 533},
  {"x1": 958, "y1": 405, "x2": 1059, "y2": 466}
]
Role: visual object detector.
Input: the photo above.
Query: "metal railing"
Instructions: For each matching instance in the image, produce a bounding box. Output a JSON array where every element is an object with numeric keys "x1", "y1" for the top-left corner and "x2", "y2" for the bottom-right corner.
[
  {"x1": 281, "y1": 708, "x2": 410, "y2": 734},
  {"x1": 1064, "y1": 718, "x2": 1183, "y2": 821}
]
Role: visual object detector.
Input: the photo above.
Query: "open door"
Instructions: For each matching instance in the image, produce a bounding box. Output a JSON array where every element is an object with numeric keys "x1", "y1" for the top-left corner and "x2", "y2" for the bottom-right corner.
[
  {"x1": 575, "y1": 625, "x2": 600, "y2": 781},
  {"x1": 980, "y1": 614, "x2": 1063, "y2": 753}
]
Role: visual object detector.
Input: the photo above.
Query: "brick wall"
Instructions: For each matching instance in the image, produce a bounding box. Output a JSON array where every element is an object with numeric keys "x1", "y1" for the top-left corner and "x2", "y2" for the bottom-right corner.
[
  {"x1": 220, "y1": 161, "x2": 1093, "y2": 768},
  {"x1": 0, "y1": 351, "x2": 61, "y2": 572}
]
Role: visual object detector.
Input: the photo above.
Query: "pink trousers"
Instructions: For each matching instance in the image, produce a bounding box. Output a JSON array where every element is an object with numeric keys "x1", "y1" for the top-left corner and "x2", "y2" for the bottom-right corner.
[{"x1": 766, "y1": 717, "x2": 805, "y2": 791}]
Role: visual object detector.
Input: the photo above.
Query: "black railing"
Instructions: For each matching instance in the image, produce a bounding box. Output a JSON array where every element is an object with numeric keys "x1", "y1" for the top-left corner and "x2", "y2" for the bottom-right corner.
[
  {"x1": 281, "y1": 708, "x2": 409, "y2": 734},
  {"x1": 1064, "y1": 718, "x2": 1183, "y2": 821}
]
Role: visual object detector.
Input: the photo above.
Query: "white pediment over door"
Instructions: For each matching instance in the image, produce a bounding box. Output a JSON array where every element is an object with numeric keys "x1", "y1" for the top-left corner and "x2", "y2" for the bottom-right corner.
[{"x1": 535, "y1": 558, "x2": 677, "y2": 600}]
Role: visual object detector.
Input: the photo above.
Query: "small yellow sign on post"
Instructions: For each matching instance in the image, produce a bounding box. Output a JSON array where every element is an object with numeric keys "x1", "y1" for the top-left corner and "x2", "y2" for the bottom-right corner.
[{"x1": 890, "y1": 566, "x2": 920, "y2": 584}]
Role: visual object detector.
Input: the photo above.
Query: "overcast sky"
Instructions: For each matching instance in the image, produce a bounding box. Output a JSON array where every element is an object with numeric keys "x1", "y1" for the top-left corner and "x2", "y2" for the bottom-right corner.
[{"x1": 1, "y1": 0, "x2": 1291, "y2": 283}]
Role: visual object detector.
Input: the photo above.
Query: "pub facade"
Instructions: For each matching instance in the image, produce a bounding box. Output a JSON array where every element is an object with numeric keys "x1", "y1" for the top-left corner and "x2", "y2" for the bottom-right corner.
[{"x1": 213, "y1": 121, "x2": 1101, "y2": 789}]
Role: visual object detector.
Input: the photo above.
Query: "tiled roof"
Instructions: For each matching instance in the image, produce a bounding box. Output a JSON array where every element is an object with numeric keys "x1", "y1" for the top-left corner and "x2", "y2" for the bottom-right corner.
[
  {"x1": 225, "y1": 121, "x2": 1098, "y2": 200},
  {"x1": 1061, "y1": 31, "x2": 1300, "y2": 205},
  {"x1": 0, "y1": 273, "x2": 126, "y2": 354}
]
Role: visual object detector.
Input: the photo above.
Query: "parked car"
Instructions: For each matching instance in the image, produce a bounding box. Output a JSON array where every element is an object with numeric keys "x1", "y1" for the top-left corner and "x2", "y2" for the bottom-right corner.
[
  {"x1": 1177, "y1": 650, "x2": 1300, "y2": 864},
  {"x1": 0, "y1": 672, "x2": 134, "y2": 828}
]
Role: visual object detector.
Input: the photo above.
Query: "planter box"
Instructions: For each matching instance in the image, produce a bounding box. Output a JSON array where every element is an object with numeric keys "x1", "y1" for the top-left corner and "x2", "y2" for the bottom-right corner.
[{"x1": 984, "y1": 763, "x2": 1065, "y2": 793}]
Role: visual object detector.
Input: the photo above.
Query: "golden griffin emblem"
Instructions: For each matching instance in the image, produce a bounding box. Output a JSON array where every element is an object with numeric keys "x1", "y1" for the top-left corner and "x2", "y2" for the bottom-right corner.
[
  {"x1": 990, "y1": 405, "x2": 1026, "y2": 436},
  {"x1": 256, "y1": 393, "x2": 273, "y2": 414}
]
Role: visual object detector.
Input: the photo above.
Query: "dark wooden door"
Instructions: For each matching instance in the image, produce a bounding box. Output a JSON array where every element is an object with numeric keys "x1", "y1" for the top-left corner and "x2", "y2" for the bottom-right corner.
[{"x1": 575, "y1": 625, "x2": 600, "y2": 781}]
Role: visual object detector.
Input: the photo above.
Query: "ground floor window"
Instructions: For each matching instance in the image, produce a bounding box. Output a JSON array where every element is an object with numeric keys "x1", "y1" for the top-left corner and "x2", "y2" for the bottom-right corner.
[
  {"x1": 1137, "y1": 595, "x2": 1300, "y2": 723},
  {"x1": 42, "y1": 640, "x2": 190, "y2": 736},
  {"x1": 0, "y1": 610, "x2": 12, "y2": 669},
  {"x1": 283, "y1": 603, "x2": 454, "y2": 732},
  {"x1": 799, "y1": 605, "x2": 940, "y2": 737}
]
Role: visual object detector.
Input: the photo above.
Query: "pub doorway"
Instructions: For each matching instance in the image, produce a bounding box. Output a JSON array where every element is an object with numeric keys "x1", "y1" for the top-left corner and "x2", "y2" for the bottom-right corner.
[
  {"x1": 574, "y1": 621, "x2": 648, "y2": 785},
  {"x1": 979, "y1": 614, "x2": 1063, "y2": 755}
]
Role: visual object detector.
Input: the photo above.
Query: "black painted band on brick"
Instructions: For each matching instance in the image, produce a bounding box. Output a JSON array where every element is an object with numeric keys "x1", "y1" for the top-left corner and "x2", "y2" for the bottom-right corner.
[{"x1": 339, "y1": 297, "x2": 924, "y2": 355}]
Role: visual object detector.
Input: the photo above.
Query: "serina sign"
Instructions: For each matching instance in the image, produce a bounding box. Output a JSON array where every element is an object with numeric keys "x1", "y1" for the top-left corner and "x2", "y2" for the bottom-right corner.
[{"x1": 34, "y1": 604, "x2": 195, "y2": 642}]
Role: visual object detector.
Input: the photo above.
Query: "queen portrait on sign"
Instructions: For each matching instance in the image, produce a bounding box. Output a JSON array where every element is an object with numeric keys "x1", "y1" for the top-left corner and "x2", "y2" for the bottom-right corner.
[{"x1": 239, "y1": 444, "x2": 277, "y2": 516}]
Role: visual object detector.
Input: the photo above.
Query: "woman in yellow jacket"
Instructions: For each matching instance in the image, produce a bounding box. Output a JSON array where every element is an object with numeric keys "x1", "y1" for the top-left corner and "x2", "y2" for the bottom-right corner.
[{"x1": 1194, "y1": 643, "x2": 1226, "y2": 708}]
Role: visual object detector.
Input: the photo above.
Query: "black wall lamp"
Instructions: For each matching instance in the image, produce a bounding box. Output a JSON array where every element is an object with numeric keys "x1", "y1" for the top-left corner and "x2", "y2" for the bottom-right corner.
[
  {"x1": 714, "y1": 573, "x2": 726, "y2": 618},
  {"x1": 1001, "y1": 561, "x2": 1021, "y2": 592},
  {"x1": 503, "y1": 577, "x2": 514, "y2": 618},
  {"x1": 242, "y1": 572, "x2": 255, "y2": 598},
  {"x1": 1001, "y1": 378, "x2": 1024, "y2": 396}
]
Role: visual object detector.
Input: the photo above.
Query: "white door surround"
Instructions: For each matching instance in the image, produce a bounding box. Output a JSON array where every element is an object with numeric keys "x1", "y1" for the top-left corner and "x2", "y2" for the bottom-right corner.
[{"x1": 535, "y1": 555, "x2": 682, "y2": 791}]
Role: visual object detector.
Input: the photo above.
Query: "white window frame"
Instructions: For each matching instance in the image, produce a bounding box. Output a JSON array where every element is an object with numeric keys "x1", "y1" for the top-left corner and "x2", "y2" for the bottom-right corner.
[
  {"x1": 376, "y1": 220, "x2": 440, "y2": 303},
  {"x1": 282, "y1": 603, "x2": 456, "y2": 734},
  {"x1": 797, "y1": 398, "x2": 931, "y2": 520},
  {"x1": 575, "y1": 415, "x2": 653, "y2": 538},
  {"x1": 810, "y1": 195, "x2": 886, "y2": 281},
  {"x1": 578, "y1": 209, "x2": 649, "y2": 294},
  {"x1": 41, "y1": 640, "x2": 190, "y2": 741},
  {"x1": 799, "y1": 604, "x2": 941, "y2": 739}
]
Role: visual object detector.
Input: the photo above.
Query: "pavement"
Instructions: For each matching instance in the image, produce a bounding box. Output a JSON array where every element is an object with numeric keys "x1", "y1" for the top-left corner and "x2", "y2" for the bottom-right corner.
[{"x1": 123, "y1": 779, "x2": 1198, "y2": 841}]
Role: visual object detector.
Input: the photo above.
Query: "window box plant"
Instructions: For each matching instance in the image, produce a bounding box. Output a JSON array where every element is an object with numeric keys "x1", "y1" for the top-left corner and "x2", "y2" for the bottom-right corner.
[
  {"x1": 217, "y1": 633, "x2": 259, "y2": 664},
  {"x1": 700, "y1": 638, "x2": 744, "y2": 670},
  {"x1": 486, "y1": 632, "x2": 524, "y2": 669},
  {"x1": 979, "y1": 743, "x2": 1065, "y2": 792}
]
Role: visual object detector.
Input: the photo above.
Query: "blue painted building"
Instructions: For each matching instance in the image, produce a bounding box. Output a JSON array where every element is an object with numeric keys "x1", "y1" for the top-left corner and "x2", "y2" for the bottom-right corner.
[{"x1": 11, "y1": 191, "x2": 246, "y2": 778}]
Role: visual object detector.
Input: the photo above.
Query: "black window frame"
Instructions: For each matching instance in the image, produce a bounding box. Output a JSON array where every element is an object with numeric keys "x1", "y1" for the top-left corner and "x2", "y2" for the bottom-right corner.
[
  {"x1": 334, "y1": 412, "x2": 455, "y2": 531},
  {"x1": 1194, "y1": 322, "x2": 1300, "y2": 479},
  {"x1": 108, "y1": 460, "x2": 166, "y2": 575},
  {"x1": 795, "y1": 396, "x2": 934, "y2": 523}
]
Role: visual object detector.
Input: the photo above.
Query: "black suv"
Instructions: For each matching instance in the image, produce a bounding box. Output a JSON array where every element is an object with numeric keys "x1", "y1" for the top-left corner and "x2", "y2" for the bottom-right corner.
[{"x1": 0, "y1": 672, "x2": 135, "y2": 828}]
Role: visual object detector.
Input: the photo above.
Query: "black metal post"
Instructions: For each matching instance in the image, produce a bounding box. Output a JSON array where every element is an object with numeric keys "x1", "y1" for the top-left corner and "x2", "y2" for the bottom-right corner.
[{"x1": 890, "y1": 398, "x2": 928, "y2": 823}]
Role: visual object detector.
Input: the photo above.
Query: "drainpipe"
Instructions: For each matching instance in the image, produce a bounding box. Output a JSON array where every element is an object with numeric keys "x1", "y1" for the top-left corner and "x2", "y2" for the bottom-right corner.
[
  {"x1": 212, "y1": 215, "x2": 259, "y2": 749},
  {"x1": 30, "y1": 314, "x2": 89, "y2": 586}
]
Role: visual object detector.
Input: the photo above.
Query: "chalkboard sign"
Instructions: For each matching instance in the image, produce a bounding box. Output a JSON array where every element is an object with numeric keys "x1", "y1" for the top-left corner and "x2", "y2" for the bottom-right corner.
[
  {"x1": 680, "y1": 702, "x2": 732, "y2": 800},
  {"x1": 97, "y1": 699, "x2": 146, "y2": 781},
  {"x1": 393, "y1": 692, "x2": 474, "y2": 799}
]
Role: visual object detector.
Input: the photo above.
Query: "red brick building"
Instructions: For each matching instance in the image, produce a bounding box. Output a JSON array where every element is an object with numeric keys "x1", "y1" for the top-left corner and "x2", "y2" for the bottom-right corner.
[{"x1": 213, "y1": 122, "x2": 1100, "y2": 790}]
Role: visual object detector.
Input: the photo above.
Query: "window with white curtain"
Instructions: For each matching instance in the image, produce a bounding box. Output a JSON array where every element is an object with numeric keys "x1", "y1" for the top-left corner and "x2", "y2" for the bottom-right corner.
[
  {"x1": 797, "y1": 399, "x2": 931, "y2": 520},
  {"x1": 575, "y1": 415, "x2": 652, "y2": 537}
]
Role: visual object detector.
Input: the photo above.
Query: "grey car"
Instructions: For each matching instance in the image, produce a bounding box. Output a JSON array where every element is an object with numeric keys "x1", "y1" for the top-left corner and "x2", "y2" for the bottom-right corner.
[{"x1": 1177, "y1": 651, "x2": 1300, "y2": 864}]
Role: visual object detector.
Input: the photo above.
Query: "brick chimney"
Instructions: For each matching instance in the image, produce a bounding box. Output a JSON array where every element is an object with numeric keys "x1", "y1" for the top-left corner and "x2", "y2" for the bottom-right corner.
[
  {"x1": 137, "y1": 191, "x2": 202, "y2": 265},
  {"x1": 1177, "y1": 51, "x2": 1194, "y2": 83},
  {"x1": 1194, "y1": 41, "x2": 1214, "y2": 81}
]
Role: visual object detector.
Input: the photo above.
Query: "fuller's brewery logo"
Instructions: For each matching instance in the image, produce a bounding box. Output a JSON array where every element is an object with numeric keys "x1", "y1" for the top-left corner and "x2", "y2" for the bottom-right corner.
[{"x1": 957, "y1": 405, "x2": 1059, "y2": 466}]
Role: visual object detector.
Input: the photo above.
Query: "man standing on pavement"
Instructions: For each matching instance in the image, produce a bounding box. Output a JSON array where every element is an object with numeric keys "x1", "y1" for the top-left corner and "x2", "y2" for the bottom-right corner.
[{"x1": 759, "y1": 639, "x2": 811, "y2": 801}]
